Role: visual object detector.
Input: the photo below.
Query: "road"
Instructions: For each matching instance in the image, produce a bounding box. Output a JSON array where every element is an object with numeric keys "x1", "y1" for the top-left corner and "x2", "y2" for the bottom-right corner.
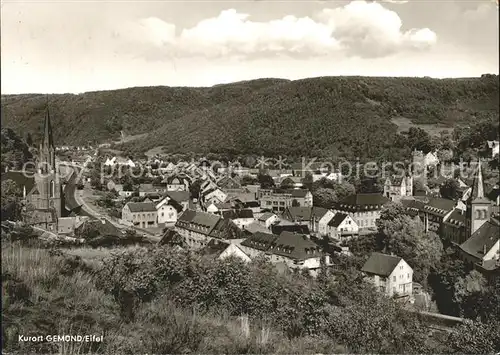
[{"x1": 63, "y1": 164, "x2": 161, "y2": 242}]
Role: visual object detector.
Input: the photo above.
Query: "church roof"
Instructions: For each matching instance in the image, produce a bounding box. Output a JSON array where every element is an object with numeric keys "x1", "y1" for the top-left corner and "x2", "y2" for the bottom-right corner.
[
  {"x1": 469, "y1": 161, "x2": 490, "y2": 204},
  {"x1": 42, "y1": 104, "x2": 55, "y2": 149}
]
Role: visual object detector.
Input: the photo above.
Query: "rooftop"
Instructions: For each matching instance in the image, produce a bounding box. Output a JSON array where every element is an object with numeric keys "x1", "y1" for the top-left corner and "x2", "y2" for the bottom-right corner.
[{"x1": 361, "y1": 252, "x2": 405, "y2": 277}]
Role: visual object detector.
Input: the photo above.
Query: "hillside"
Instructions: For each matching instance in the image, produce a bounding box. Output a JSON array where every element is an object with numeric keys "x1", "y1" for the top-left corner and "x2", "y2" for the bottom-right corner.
[{"x1": 1, "y1": 75, "x2": 498, "y2": 159}]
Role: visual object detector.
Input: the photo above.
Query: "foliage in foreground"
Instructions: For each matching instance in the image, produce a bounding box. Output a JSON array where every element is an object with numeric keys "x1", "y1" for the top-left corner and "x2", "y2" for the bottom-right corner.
[{"x1": 2, "y1": 240, "x2": 499, "y2": 354}]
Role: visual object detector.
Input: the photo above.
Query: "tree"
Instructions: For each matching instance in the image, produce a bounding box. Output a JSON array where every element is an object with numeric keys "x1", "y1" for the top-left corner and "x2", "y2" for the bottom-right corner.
[
  {"x1": 291, "y1": 199, "x2": 300, "y2": 207},
  {"x1": 26, "y1": 133, "x2": 33, "y2": 147},
  {"x1": 240, "y1": 175, "x2": 257, "y2": 186},
  {"x1": 453, "y1": 270, "x2": 487, "y2": 318},
  {"x1": 377, "y1": 208, "x2": 443, "y2": 285},
  {"x1": 407, "y1": 127, "x2": 434, "y2": 153},
  {"x1": 1, "y1": 180, "x2": 23, "y2": 222},
  {"x1": 439, "y1": 179, "x2": 460, "y2": 200},
  {"x1": 257, "y1": 173, "x2": 275, "y2": 189},
  {"x1": 313, "y1": 188, "x2": 337, "y2": 208},
  {"x1": 447, "y1": 320, "x2": 500, "y2": 354}
]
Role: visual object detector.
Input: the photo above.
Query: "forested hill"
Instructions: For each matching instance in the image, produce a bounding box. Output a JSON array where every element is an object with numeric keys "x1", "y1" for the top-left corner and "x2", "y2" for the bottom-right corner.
[{"x1": 1, "y1": 75, "x2": 498, "y2": 159}]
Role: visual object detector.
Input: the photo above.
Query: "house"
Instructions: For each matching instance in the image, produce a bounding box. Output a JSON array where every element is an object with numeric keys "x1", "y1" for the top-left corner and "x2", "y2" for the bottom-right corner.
[
  {"x1": 164, "y1": 191, "x2": 192, "y2": 211},
  {"x1": 332, "y1": 194, "x2": 391, "y2": 230},
  {"x1": 383, "y1": 175, "x2": 413, "y2": 202},
  {"x1": 242, "y1": 221, "x2": 272, "y2": 235},
  {"x1": 271, "y1": 221, "x2": 310, "y2": 235},
  {"x1": 361, "y1": 253, "x2": 413, "y2": 298},
  {"x1": 217, "y1": 176, "x2": 241, "y2": 190},
  {"x1": 220, "y1": 209, "x2": 255, "y2": 229},
  {"x1": 203, "y1": 188, "x2": 228, "y2": 206},
  {"x1": 487, "y1": 140, "x2": 499, "y2": 158},
  {"x1": 174, "y1": 210, "x2": 243, "y2": 250},
  {"x1": 240, "y1": 231, "x2": 330, "y2": 275},
  {"x1": 73, "y1": 218, "x2": 124, "y2": 239},
  {"x1": 206, "y1": 202, "x2": 233, "y2": 214},
  {"x1": 459, "y1": 218, "x2": 499, "y2": 278},
  {"x1": 421, "y1": 197, "x2": 457, "y2": 234},
  {"x1": 138, "y1": 183, "x2": 168, "y2": 197},
  {"x1": 122, "y1": 201, "x2": 158, "y2": 229},
  {"x1": 442, "y1": 208, "x2": 467, "y2": 245},
  {"x1": 257, "y1": 212, "x2": 280, "y2": 228},
  {"x1": 57, "y1": 216, "x2": 89, "y2": 235},
  {"x1": 281, "y1": 206, "x2": 332, "y2": 235},
  {"x1": 324, "y1": 213, "x2": 359, "y2": 242},
  {"x1": 164, "y1": 175, "x2": 190, "y2": 192},
  {"x1": 199, "y1": 239, "x2": 251, "y2": 263},
  {"x1": 155, "y1": 196, "x2": 184, "y2": 226},
  {"x1": 259, "y1": 189, "x2": 313, "y2": 212}
]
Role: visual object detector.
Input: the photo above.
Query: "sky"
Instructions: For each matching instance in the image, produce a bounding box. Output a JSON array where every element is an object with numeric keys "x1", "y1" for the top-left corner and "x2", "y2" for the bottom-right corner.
[{"x1": 1, "y1": 0, "x2": 498, "y2": 94}]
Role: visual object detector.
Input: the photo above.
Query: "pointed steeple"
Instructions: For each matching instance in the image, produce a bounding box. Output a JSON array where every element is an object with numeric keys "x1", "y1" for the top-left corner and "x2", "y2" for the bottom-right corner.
[
  {"x1": 470, "y1": 159, "x2": 488, "y2": 202},
  {"x1": 42, "y1": 100, "x2": 54, "y2": 150}
]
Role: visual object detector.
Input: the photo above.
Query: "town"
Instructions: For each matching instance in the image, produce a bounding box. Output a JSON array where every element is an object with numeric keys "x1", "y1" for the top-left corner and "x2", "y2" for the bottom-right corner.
[{"x1": 1, "y1": 102, "x2": 499, "y2": 353}]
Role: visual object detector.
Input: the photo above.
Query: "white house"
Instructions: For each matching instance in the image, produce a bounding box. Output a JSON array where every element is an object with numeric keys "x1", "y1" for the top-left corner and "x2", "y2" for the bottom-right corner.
[
  {"x1": 324, "y1": 213, "x2": 359, "y2": 241},
  {"x1": 361, "y1": 253, "x2": 413, "y2": 298},
  {"x1": 156, "y1": 197, "x2": 184, "y2": 226},
  {"x1": 314, "y1": 209, "x2": 335, "y2": 236},
  {"x1": 257, "y1": 212, "x2": 280, "y2": 228},
  {"x1": 240, "y1": 231, "x2": 331, "y2": 276},
  {"x1": 200, "y1": 239, "x2": 251, "y2": 262},
  {"x1": 220, "y1": 209, "x2": 255, "y2": 229},
  {"x1": 203, "y1": 188, "x2": 228, "y2": 205}
]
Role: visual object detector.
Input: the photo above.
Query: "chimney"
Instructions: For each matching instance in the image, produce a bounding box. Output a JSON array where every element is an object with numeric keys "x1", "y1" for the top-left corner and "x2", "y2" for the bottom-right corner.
[
  {"x1": 4, "y1": 165, "x2": 8, "y2": 173},
  {"x1": 483, "y1": 245, "x2": 487, "y2": 255}
]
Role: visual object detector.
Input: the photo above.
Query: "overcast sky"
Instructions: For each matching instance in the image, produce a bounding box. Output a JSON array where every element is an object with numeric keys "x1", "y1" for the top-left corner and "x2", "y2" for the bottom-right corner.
[{"x1": 2, "y1": 0, "x2": 498, "y2": 94}]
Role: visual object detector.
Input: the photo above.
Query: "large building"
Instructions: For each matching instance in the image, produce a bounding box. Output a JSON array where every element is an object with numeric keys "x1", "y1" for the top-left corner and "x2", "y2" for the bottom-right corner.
[
  {"x1": 1, "y1": 106, "x2": 65, "y2": 230},
  {"x1": 332, "y1": 193, "x2": 390, "y2": 230},
  {"x1": 259, "y1": 189, "x2": 313, "y2": 213}
]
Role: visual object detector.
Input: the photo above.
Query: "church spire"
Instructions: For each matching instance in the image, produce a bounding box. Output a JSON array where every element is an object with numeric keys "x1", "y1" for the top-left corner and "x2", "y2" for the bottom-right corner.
[
  {"x1": 42, "y1": 98, "x2": 54, "y2": 150},
  {"x1": 470, "y1": 159, "x2": 488, "y2": 202}
]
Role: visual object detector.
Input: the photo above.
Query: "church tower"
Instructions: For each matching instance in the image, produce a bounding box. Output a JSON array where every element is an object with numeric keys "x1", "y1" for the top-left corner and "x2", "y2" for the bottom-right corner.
[
  {"x1": 465, "y1": 160, "x2": 491, "y2": 238},
  {"x1": 34, "y1": 104, "x2": 62, "y2": 218}
]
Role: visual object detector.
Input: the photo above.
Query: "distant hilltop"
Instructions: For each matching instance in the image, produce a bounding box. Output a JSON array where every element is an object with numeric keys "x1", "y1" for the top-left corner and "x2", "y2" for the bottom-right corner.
[{"x1": 1, "y1": 75, "x2": 498, "y2": 159}]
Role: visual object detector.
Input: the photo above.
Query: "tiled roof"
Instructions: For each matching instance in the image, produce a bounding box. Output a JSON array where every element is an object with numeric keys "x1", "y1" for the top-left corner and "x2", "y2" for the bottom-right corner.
[
  {"x1": 209, "y1": 218, "x2": 245, "y2": 240},
  {"x1": 269, "y1": 231, "x2": 323, "y2": 260},
  {"x1": 200, "y1": 239, "x2": 231, "y2": 257},
  {"x1": 241, "y1": 232, "x2": 277, "y2": 251},
  {"x1": 283, "y1": 207, "x2": 313, "y2": 221},
  {"x1": 243, "y1": 221, "x2": 271, "y2": 234},
  {"x1": 221, "y1": 209, "x2": 254, "y2": 220},
  {"x1": 258, "y1": 212, "x2": 276, "y2": 222},
  {"x1": 444, "y1": 208, "x2": 466, "y2": 227},
  {"x1": 177, "y1": 210, "x2": 220, "y2": 230},
  {"x1": 337, "y1": 193, "x2": 390, "y2": 211},
  {"x1": 74, "y1": 219, "x2": 122, "y2": 238},
  {"x1": 126, "y1": 202, "x2": 157, "y2": 213},
  {"x1": 460, "y1": 219, "x2": 500, "y2": 260},
  {"x1": 387, "y1": 176, "x2": 404, "y2": 186},
  {"x1": 165, "y1": 191, "x2": 190, "y2": 203},
  {"x1": 311, "y1": 207, "x2": 329, "y2": 220},
  {"x1": 271, "y1": 223, "x2": 310, "y2": 235},
  {"x1": 423, "y1": 197, "x2": 455, "y2": 217},
  {"x1": 327, "y1": 213, "x2": 348, "y2": 227},
  {"x1": 361, "y1": 252, "x2": 403, "y2": 277}
]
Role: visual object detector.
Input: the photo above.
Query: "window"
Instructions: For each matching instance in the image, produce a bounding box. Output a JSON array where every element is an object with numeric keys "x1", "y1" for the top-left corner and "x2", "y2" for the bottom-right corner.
[
  {"x1": 393, "y1": 276, "x2": 396, "y2": 282},
  {"x1": 50, "y1": 180, "x2": 55, "y2": 198},
  {"x1": 407, "y1": 273, "x2": 409, "y2": 279},
  {"x1": 161, "y1": 212, "x2": 164, "y2": 217}
]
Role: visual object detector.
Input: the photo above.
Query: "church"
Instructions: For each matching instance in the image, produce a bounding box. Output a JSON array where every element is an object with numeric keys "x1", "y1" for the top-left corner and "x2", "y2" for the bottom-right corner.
[{"x1": 2, "y1": 106, "x2": 65, "y2": 230}]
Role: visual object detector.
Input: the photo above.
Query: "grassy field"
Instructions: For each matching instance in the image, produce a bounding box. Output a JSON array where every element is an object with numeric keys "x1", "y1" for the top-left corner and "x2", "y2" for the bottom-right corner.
[{"x1": 391, "y1": 117, "x2": 453, "y2": 136}]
